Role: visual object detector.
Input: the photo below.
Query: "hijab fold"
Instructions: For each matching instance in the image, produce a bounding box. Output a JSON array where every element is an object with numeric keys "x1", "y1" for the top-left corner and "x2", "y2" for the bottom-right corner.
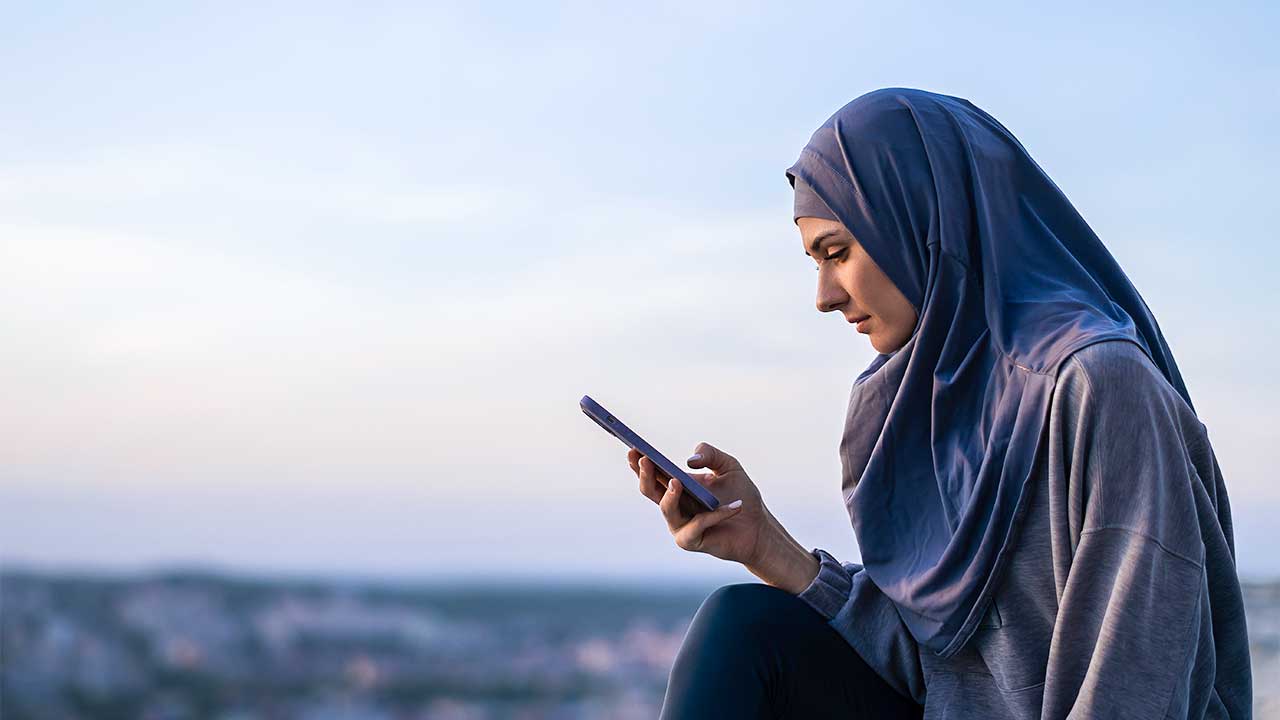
[{"x1": 786, "y1": 88, "x2": 1193, "y2": 657}]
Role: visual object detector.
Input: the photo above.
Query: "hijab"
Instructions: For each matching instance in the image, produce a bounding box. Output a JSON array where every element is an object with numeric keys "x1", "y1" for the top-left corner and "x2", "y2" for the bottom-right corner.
[
  {"x1": 786, "y1": 88, "x2": 1194, "y2": 658},
  {"x1": 793, "y1": 174, "x2": 840, "y2": 222}
]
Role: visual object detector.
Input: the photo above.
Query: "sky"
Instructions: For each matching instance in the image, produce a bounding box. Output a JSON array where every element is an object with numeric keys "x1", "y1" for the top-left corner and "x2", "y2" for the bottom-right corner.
[{"x1": 2, "y1": 1, "x2": 1278, "y2": 585}]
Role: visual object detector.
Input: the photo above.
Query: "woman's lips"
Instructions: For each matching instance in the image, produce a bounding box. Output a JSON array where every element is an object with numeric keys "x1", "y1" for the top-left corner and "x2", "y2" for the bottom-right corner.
[{"x1": 851, "y1": 315, "x2": 871, "y2": 333}]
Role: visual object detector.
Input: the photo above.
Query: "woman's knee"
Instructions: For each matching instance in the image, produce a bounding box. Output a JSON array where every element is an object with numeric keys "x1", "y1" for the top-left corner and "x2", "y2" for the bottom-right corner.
[{"x1": 688, "y1": 582, "x2": 806, "y2": 644}]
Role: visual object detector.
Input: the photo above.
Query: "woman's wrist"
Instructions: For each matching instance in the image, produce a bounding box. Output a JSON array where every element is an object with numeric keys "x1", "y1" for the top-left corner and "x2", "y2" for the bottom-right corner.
[{"x1": 744, "y1": 513, "x2": 821, "y2": 595}]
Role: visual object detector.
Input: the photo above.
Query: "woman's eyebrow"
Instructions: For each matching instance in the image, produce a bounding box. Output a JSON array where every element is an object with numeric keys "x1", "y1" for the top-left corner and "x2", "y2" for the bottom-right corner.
[{"x1": 805, "y1": 229, "x2": 843, "y2": 257}]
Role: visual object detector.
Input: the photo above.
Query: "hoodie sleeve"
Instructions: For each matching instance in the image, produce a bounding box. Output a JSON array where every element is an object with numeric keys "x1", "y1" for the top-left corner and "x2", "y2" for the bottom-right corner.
[{"x1": 796, "y1": 547, "x2": 926, "y2": 705}]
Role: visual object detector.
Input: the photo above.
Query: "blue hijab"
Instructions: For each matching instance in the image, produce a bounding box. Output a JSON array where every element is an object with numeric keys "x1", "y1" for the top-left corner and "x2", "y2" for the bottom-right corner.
[{"x1": 786, "y1": 88, "x2": 1194, "y2": 658}]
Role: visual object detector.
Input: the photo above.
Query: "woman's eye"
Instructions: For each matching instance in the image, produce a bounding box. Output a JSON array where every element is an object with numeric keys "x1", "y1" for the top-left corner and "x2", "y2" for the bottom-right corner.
[
  {"x1": 814, "y1": 247, "x2": 850, "y2": 271},
  {"x1": 815, "y1": 248, "x2": 848, "y2": 270}
]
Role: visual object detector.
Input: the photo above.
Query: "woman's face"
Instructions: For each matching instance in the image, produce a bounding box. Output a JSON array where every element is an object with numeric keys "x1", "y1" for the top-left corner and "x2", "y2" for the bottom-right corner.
[{"x1": 798, "y1": 216, "x2": 919, "y2": 354}]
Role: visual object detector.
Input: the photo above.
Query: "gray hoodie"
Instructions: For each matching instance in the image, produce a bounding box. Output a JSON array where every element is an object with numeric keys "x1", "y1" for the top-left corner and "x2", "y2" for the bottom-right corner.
[{"x1": 798, "y1": 339, "x2": 1252, "y2": 718}]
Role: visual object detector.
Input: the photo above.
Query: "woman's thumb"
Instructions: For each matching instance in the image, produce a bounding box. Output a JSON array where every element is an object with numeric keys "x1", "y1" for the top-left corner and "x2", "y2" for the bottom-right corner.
[{"x1": 687, "y1": 443, "x2": 742, "y2": 473}]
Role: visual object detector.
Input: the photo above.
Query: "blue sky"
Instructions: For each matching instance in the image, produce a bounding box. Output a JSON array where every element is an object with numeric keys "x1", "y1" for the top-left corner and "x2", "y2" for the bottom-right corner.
[{"x1": 2, "y1": 1, "x2": 1278, "y2": 583}]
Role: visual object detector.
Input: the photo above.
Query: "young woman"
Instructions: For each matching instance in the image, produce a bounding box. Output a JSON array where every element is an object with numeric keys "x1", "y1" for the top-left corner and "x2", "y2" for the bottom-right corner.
[{"x1": 629, "y1": 88, "x2": 1252, "y2": 719}]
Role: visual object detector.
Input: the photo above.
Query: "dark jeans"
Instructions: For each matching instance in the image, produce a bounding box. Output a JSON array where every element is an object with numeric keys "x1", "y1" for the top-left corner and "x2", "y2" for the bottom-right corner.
[{"x1": 660, "y1": 583, "x2": 924, "y2": 720}]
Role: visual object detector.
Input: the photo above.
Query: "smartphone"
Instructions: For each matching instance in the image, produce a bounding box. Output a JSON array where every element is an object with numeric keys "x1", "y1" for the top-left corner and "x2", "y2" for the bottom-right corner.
[{"x1": 580, "y1": 394, "x2": 720, "y2": 515}]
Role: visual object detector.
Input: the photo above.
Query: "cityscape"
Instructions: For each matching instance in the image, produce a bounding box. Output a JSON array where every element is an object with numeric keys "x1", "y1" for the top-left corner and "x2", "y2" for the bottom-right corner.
[{"x1": 3, "y1": 569, "x2": 1278, "y2": 719}]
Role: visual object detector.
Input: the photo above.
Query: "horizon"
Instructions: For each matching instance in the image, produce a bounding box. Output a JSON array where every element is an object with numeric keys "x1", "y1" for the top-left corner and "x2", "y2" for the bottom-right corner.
[{"x1": 5, "y1": 558, "x2": 1280, "y2": 589}]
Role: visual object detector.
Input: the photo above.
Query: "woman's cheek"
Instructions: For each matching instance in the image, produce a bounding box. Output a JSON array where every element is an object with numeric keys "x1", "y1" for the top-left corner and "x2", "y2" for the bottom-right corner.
[{"x1": 852, "y1": 265, "x2": 879, "y2": 312}]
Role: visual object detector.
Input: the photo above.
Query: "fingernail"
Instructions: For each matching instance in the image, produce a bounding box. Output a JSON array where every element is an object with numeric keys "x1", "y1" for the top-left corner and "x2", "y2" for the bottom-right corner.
[
  {"x1": 727, "y1": 499, "x2": 742, "y2": 509},
  {"x1": 687, "y1": 453, "x2": 702, "y2": 463}
]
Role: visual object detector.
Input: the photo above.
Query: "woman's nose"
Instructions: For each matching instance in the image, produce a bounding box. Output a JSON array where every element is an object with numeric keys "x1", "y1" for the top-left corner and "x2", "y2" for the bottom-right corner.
[{"x1": 816, "y1": 283, "x2": 847, "y2": 313}]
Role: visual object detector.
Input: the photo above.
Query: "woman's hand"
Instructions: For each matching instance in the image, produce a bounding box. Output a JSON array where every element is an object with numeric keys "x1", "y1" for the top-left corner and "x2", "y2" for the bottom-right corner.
[{"x1": 627, "y1": 442, "x2": 769, "y2": 567}]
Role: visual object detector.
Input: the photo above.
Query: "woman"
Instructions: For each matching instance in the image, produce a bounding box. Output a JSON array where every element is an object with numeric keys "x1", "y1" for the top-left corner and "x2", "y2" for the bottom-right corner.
[{"x1": 628, "y1": 88, "x2": 1252, "y2": 719}]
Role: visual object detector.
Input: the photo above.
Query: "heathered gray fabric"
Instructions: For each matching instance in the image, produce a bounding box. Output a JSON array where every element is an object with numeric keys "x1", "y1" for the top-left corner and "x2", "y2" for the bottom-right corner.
[
  {"x1": 798, "y1": 339, "x2": 1253, "y2": 718},
  {"x1": 792, "y1": 174, "x2": 840, "y2": 223}
]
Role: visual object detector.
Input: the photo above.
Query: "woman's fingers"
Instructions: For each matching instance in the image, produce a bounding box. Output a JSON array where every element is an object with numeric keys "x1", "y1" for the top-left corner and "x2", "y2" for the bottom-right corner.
[
  {"x1": 657, "y1": 474, "x2": 727, "y2": 532},
  {"x1": 631, "y1": 448, "x2": 747, "y2": 556},
  {"x1": 657, "y1": 475, "x2": 688, "y2": 531},
  {"x1": 673, "y1": 499, "x2": 745, "y2": 551},
  {"x1": 636, "y1": 455, "x2": 666, "y2": 504},
  {"x1": 634, "y1": 453, "x2": 714, "y2": 507}
]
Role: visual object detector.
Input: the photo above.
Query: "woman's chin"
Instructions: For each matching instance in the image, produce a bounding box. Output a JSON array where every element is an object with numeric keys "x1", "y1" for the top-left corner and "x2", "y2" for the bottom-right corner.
[{"x1": 869, "y1": 330, "x2": 907, "y2": 355}]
